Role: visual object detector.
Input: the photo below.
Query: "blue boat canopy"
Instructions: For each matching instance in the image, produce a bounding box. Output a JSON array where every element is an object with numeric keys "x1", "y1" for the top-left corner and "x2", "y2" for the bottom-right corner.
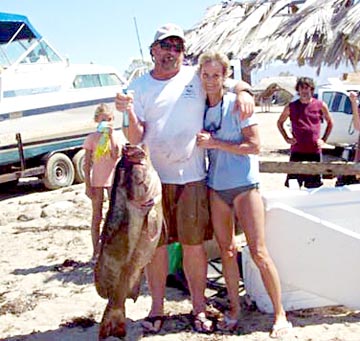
[{"x1": 0, "y1": 12, "x2": 42, "y2": 43}]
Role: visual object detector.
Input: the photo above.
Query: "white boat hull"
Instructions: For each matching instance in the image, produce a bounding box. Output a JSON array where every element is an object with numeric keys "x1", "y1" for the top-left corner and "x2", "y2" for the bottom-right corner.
[
  {"x1": 0, "y1": 12, "x2": 129, "y2": 187},
  {"x1": 243, "y1": 185, "x2": 360, "y2": 312},
  {"x1": 0, "y1": 98, "x2": 127, "y2": 166}
]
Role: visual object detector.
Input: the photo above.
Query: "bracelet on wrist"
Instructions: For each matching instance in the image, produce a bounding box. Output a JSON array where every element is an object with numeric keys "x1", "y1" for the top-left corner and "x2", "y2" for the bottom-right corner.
[{"x1": 241, "y1": 88, "x2": 254, "y2": 97}]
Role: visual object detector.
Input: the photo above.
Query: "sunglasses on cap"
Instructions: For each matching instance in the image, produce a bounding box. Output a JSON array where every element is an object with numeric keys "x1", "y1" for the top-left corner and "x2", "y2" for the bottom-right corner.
[{"x1": 158, "y1": 40, "x2": 184, "y2": 53}]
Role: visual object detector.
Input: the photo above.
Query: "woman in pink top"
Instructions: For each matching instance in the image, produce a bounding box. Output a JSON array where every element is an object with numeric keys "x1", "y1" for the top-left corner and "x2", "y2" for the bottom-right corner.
[{"x1": 83, "y1": 103, "x2": 121, "y2": 259}]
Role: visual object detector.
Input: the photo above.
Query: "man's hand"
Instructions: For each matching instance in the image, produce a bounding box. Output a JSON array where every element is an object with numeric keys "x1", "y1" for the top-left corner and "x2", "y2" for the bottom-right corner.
[
  {"x1": 234, "y1": 91, "x2": 255, "y2": 119},
  {"x1": 317, "y1": 138, "x2": 325, "y2": 148},
  {"x1": 349, "y1": 91, "x2": 359, "y2": 104},
  {"x1": 115, "y1": 92, "x2": 134, "y2": 112},
  {"x1": 285, "y1": 136, "x2": 297, "y2": 145}
]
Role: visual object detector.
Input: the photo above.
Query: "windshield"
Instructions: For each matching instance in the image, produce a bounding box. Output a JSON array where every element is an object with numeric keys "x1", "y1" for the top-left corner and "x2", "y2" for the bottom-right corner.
[{"x1": 0, "y1": 39, "x2": 63, "y2": 68}]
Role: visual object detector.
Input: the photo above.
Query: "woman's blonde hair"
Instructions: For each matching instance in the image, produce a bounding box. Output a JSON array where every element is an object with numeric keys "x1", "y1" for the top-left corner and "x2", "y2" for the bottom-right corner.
[
  {"x1": 198, "y1": 51, "x2": 231, "y2": 78},
  {"x1": 94, "y1": 103, "x2": 112, "y2": 121}
]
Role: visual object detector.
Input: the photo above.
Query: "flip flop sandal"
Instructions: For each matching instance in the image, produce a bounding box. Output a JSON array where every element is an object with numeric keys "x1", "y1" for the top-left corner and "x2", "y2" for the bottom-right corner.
[
  {"x1": 192, "y1": 312, "x2": 214, "y2": 334},
  {"x1": 217, "y1": 314, "x2": 239, "y2": 332},
  {"x1": 270, "y1": 320, "x2": 293, "y2": 338},
  {"x1": 141, "y1": 315, "x2": 165, "y2": 334}
]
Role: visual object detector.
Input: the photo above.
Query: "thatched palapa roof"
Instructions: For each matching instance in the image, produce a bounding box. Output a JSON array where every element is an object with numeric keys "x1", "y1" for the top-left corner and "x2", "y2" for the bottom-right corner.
[
  {"x1": 186, "y1": 0, "x2": 295, "y2": 60},
  {"x1": 185, "y1": 0, "x2": 360, "y2": 72},
  {"x1": 324, "y1": 1, "x2": 360, "y2": 69}
]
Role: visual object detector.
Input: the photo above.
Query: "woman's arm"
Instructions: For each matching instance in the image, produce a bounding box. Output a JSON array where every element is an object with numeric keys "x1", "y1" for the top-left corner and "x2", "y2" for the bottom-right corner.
[{"x1": 196, "y1": 124, "x2": 260, "y2": 155}]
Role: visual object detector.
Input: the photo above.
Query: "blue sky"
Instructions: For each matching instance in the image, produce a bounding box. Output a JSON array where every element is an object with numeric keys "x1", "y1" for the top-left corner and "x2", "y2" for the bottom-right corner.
[
  {"x1": 1, "y1": 0, "x2": 217, "y2": 75},
  {"x1": 1, "y1": 0, "x2": 357, "y2": 85}
]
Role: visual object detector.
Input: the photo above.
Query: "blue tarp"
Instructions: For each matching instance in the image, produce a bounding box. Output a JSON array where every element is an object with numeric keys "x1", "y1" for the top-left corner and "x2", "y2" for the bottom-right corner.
[{"x1": 0, "y1": 12, "x2": 42, "y2": 43}]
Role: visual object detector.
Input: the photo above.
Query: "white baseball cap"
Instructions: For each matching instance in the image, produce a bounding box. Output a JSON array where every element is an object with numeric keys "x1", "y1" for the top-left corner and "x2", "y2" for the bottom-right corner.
[{"x1": 153, "y1": 23, "x2": 185, "y2": 43}]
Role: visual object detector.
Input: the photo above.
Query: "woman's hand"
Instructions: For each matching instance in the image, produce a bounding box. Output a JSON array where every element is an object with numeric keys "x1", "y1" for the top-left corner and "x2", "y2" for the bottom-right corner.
[{"x1": 196, "y1": 131, "x2": 216, "y2": 149}]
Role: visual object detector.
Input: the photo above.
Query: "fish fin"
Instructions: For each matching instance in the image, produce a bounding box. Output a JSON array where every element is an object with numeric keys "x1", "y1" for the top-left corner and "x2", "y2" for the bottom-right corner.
[
  {"x1": 128, "y1": 270, "x2": 144, "y2": 302},
  {"x1": 140, "y1": 143, "x2": 151, "y2": 162},
  {"x1": 99, "y1": 304, "x2": 126, "y2": 339}
]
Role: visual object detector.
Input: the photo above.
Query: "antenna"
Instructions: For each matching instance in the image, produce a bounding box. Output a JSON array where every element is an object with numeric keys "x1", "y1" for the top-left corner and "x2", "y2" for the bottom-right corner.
[{"x1": 133, "y1": 17, "x2": 144, "y2": 62}]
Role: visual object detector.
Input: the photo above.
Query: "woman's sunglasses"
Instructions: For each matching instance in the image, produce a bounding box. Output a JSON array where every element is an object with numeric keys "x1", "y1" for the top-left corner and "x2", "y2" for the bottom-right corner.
[{"x1": 203, "y1": 98, "x2": 224, "y2": 134}]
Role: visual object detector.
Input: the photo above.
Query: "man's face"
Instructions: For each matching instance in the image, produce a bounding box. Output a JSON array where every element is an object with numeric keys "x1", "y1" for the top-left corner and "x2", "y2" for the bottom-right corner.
[
  {"x1": 298, "y1": 84, "x2": 313, "y2": 101},
  {"x1": 151, "y1": 37, "x2": 184, "y2": 72}
]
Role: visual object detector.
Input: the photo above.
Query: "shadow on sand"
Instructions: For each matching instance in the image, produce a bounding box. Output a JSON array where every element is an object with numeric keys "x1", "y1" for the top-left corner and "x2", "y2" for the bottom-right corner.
[
  {"x1": 4, "y1": 306, "x2": 360, "y2": 340},
  {"x1": 12, "y1": 259, "x2": 95, "y2": 286}
]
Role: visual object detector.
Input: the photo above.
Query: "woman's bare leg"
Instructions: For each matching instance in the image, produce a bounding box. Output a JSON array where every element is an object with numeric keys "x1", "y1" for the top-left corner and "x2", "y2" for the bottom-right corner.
[
  {"x1": 210, "y1": 190, "x2": 241, "y2": 320},
  {"x1": 234, "y1": 189, "x2": 287, "y2": 326}
]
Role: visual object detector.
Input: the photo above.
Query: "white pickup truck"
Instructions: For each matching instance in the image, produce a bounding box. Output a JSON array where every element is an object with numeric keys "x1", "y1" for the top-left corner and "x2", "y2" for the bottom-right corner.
[{"x1": 317, "y1": 82, "x2": 360, "y2": 147}]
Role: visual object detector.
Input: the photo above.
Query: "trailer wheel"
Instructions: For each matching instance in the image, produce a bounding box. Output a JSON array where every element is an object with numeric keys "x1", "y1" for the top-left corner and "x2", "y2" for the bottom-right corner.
[
  {"x1": 72, "y1": 149, "x2": 85, "y2": 184},
  {"x1": 43, "y1": 153, "x2": 75, "y2": 190}
]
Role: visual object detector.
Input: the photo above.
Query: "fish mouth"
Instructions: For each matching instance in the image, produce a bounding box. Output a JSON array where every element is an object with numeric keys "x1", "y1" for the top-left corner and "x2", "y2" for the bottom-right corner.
[{"x1": 123, "y1": 144, "x2": 147, "y2": 164}]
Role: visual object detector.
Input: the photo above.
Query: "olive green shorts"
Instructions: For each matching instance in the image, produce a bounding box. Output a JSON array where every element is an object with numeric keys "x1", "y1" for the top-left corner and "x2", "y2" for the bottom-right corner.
[{"x1": 158, "y1": 180, "x2": 213, "y2": 246}]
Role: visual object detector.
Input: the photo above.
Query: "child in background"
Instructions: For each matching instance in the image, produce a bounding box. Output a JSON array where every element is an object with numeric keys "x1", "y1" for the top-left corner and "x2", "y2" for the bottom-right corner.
[{"x1": 83, "y1": 103, "x2": 121, "y2": 259}]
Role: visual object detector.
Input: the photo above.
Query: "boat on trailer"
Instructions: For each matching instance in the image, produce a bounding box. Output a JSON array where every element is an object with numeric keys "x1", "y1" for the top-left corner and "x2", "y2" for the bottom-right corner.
[{"x1": 0, "y1": 12, "x2": 127, "y2": 189}]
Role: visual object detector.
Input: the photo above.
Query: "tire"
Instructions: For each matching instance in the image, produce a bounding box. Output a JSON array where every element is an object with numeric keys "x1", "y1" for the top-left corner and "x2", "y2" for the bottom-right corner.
[
  {"x1": 43, "y1": 153, "x2": 75, "y2": 190},
  {"x1": 72, "y1": 149, "x2": 85, "y2": 184}
]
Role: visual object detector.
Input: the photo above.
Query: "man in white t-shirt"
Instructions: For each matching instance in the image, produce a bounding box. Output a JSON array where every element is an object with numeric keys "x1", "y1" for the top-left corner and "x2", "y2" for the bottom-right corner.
[{"x1": 115, "y1": 23, "x2": 254, "y2": 334}]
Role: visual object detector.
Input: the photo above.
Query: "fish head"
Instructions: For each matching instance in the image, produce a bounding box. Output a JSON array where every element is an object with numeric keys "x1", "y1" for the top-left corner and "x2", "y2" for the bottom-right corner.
[{"x1": 122, "y1": 144, "x2": 161, "y2": 205}]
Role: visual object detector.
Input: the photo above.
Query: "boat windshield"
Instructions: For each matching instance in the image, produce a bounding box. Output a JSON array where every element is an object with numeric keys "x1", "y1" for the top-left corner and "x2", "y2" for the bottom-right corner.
[
  {"x1": 0, "y1": 12, "x2": 63, "y2": 68},
  {"x1": 0, "y1": 39, "x2": 63, "y2": 68}
]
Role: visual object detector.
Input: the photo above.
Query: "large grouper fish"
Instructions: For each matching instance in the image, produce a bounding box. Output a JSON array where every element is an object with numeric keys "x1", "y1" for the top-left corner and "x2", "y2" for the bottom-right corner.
[{"x1": 94, "y1": 143, "x2": 163, "y2": 339}]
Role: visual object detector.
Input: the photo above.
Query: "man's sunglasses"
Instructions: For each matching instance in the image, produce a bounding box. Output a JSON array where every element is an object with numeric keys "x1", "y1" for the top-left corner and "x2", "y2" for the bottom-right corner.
[{"x1": 158, "y1": 40, "x2": 184, "y2": 53}]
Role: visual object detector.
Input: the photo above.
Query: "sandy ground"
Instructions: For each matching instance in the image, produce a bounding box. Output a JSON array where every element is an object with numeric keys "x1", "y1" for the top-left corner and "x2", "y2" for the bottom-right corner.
[{"x1": 0, "y1": 106, "x2": 358, "y2": 341}]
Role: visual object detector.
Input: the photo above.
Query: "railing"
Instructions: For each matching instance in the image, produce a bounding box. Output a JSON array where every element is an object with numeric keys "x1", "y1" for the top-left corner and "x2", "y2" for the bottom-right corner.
[{"x1": 260, "y1": 161, "x2": 360, "y2": 177}]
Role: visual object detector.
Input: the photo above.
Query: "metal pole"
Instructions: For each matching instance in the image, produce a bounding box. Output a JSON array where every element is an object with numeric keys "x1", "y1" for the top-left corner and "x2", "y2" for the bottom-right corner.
[
  {"x1": 16, "y1": 133, "x2": 26, "y2": 171},
  {"x1": 133, "y1": 17, "x2": 144, "y2": 62}
]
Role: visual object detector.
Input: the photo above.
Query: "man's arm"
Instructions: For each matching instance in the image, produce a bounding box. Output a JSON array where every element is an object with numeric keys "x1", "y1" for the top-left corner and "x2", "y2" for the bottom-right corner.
[
  {"x1": 350, "y1": 92, "x2": 360, "y2": 131},
  {"x1": 277, "y1": 105, "x2": 295, "y2": 145},
  {"x1": 115, "y1": 92, "x2": 144, "y2": 144},
  {"x1": 227, "y1": 79, "x2": 255, "y2": 119},
  {"x1": 196, "y1": 124, "x2": 260, "y2": 155},
  {"x1": 320, "y1": 102, "x2": 334, "y2": 143}
]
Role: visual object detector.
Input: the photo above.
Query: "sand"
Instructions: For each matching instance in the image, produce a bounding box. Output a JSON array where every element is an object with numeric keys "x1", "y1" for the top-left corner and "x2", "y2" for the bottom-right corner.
[{"x1": 1, "y1": 107, "x2": 359, "y2": 341}]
